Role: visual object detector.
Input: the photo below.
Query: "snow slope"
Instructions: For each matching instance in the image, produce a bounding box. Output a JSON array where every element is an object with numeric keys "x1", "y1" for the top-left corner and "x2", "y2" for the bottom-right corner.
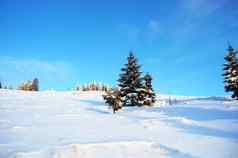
[{"x1": 0, "y1": 90, "x2": 238, "y2": 158}]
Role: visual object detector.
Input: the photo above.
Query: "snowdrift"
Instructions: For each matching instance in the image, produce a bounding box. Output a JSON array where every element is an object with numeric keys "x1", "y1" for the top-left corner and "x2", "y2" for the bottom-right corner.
[{"x1": 0, "y1": 90, "x2": 238, "y2": 158}]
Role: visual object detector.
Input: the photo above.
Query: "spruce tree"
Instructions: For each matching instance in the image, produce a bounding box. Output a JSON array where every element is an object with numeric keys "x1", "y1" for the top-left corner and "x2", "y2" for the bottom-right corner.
[
  {"x1": 8, "y1": 85, "x2": 13, "y2": 90},
  {"x1": 223, "y1": 45, "x2": 238, "y2": 99},
  {"x1": 0, "y1": 81, "x2": 2, "y2": 89},
  {"x1": 117, "y1": 52, "x2": 144, "y2": 106},
  {"x1": 142, "y1": 73, "x2": 156, "y2": 105},
  {"x1": 32, "y1": 78, "x2": 39, "y2": 91}
]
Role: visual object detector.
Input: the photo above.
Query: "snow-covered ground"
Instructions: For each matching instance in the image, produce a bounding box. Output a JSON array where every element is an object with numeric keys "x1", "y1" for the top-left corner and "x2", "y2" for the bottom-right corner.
[{"x1": 0, "y1": 90, "x2": 238, "y2": 158}]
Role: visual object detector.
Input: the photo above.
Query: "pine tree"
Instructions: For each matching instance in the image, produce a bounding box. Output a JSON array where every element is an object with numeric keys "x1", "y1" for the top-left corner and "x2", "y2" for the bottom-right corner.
[
  {"x1": 117, "y1": 52, "x2": 144, "y2": 106},
  {"x1": 103, "y1": 88, "x2": 122, "y2": 113},
  {"x1": 223, "y1": 45, "x2": 238, "y2": 99},
  {"x1": 142, "y1": 73, "x2": 156, "y2": 105},
  {"x1": 0, "y1": 81, "x2": 2, "y2": 89}
]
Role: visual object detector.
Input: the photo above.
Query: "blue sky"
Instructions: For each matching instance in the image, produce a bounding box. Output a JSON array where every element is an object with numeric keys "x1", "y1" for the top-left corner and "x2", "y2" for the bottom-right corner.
[{"x1": 0, "y1": 0, "x2": 238, "y2": 96}]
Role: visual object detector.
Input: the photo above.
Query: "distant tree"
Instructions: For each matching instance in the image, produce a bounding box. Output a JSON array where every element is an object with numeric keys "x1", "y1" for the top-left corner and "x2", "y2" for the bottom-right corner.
[
  {"x1": 8, "y1": 85, "x2": 13, "y2": 90},
  {"x1": 18, "y1": 80, "x2": 30, "y2": 91},
  {"x1": 142, "y1": 73, "x2": 156, "y2": 105},
  {"x1": 117, "y1": 52, "x2": 144, "y2": 106},
  {"x1": 17, "y1": 78, "x2": 39, "y2": 91},
  {"x1": 103, "y1": 88, "x2": 122, "y2": 113},
  {"x1": 223, "y1": 45, "x2": 238, "y2": 99},
  {"x1": 26, "y1": 80, "x2": 32, "y2": 91},
  {"x1": 0, "y1": 81, "x2": 2, "y2": 89},
  {"x1": 32, "y1": 78, "x2": 39, "y2": 91}
]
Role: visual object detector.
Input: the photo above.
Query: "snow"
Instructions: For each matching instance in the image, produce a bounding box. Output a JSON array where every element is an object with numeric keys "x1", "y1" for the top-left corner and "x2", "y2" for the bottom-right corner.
[{"x1": 0, "y1": 89, "x2": 238, "y2": 158}]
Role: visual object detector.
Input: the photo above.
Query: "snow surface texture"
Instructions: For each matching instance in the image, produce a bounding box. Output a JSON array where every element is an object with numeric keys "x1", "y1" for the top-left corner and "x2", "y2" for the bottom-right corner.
[{"x1": 0, "y1": 90, "x2": 238, "y2": 158}]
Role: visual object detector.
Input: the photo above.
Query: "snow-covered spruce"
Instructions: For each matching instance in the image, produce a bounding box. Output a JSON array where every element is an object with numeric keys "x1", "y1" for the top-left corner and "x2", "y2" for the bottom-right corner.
[
  {"x1": 141, "y1": 73, "x2": 156, "y2": 106},
  {"x1": 104, "y1": 52, "x2": 157, "y2": 111},
  {"x1": 117, "y1": 52, "x2": 146, "y2": 106},
  {"x1": 223, "y1": 45, "x2": 238, "y2": 99}
]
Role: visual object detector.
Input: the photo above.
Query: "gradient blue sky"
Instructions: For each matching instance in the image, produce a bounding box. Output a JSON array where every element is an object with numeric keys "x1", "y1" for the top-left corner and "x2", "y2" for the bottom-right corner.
[{"x1": 0, "y1": 0, "x2": 238, "y2": 96}]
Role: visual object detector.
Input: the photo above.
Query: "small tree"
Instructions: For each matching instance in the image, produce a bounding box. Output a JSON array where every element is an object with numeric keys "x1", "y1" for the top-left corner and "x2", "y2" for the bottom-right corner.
[
  {"x1": 143, "y1": 73, "x2": 156, "y2": 105},
  {"x1": 32, "y1": 78, "x2": 39, "y2": 91},
  {"x1": 103, "y1": 88, "x2": 122, "y2": 113},
  {"x1": 0, "y1": 81, "x2": 2, "y2": 89},
  {"x1": 223, "y1": 45, "x2": 238, "y2": 99}
]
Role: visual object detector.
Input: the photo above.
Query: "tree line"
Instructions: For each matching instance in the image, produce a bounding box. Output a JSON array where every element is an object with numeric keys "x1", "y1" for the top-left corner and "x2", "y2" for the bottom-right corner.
[
  {"x1": 75, "y1": 82, "x2": 112, "y2": 92},
  {"x1": 0, "y1": 78, "x2": 39, "y2": 91}
]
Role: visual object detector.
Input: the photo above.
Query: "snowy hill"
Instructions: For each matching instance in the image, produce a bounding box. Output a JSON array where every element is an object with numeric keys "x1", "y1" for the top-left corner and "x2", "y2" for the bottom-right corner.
[{"x1": 0, "y1": 90, "x2": 238, "y2": 158}]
